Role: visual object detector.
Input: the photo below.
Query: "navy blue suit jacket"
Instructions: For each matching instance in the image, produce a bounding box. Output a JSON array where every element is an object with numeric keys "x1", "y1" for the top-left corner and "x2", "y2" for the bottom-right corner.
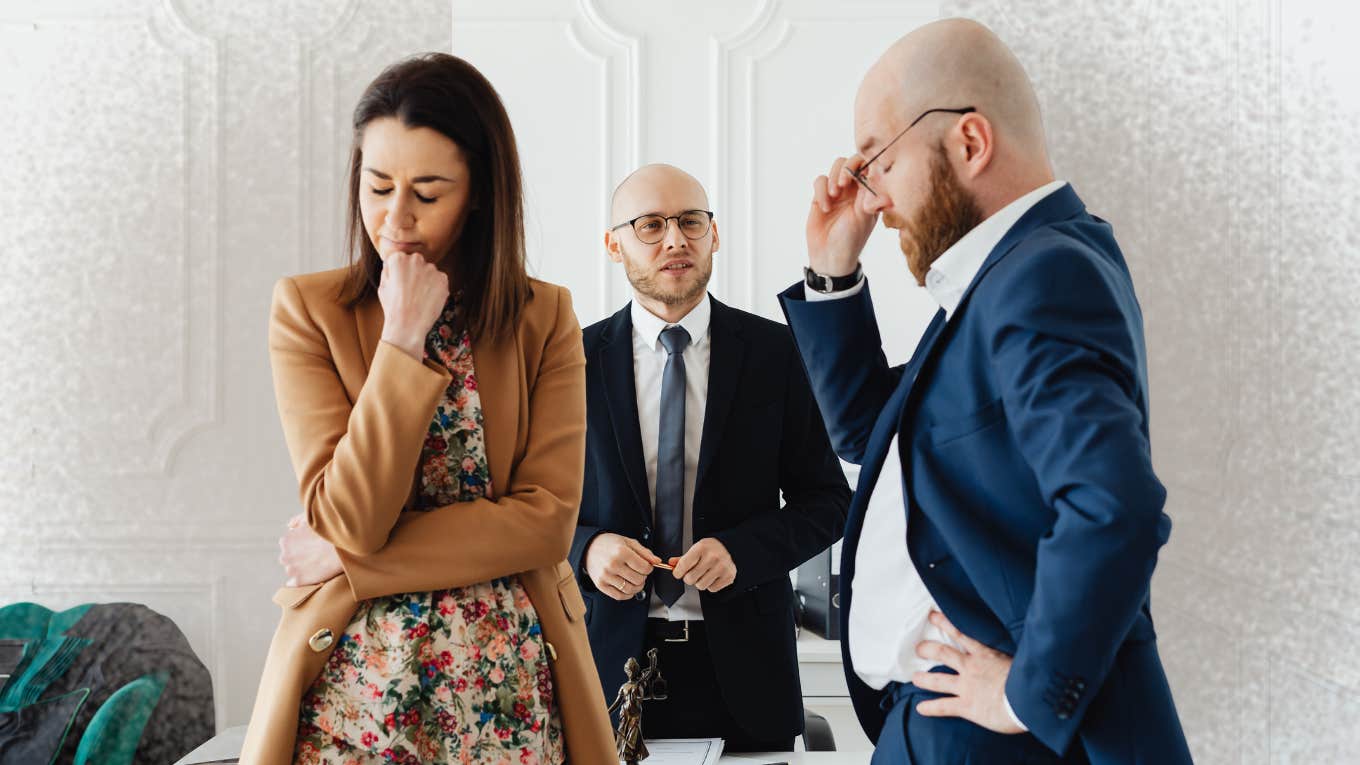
[
  {"x1": 779, "y1": 185, "x2": 1191, "y2": 762},
  {"x1": 569, "y1": 296, "x2": 850, "y2": 741}
]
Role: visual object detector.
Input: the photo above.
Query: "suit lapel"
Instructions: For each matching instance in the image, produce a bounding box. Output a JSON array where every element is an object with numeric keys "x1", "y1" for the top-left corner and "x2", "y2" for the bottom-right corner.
[
  {"x1": 836, "y1": 333, "x2": 938, "y2": 682},
  {"x1": 950, "y1": 183, "x2": 1087, "y2": 325},
  {"x1": 892, "y1": 187, "x2": 1087, "y2": 418},
  {"x1": 355, "y1": 295, "x2": 383, "y2": 377},
  {"x1": 473, "y1": 329, "x2": 517, "y2": 499},
  {"x1": 695, "y1": 297, "x2": 742, "y2": 495},
  {"x1": 598, "y1": 305, "x2": 653, "y2": 521},
  {"x1": 842, "y1": 310, "x2": 946, "y2": 564},
  {"x1": 894, "y1": 308, "x2": 950, "y2": 422}
]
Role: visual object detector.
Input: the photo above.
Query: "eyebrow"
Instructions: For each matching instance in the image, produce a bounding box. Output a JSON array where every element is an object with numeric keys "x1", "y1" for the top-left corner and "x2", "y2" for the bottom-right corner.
[{"x1": 363, "y1": 167, "x2": 455, "y2": 183}]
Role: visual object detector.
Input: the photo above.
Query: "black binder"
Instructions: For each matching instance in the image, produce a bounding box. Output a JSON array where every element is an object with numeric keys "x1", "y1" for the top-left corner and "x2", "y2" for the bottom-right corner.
[{"x1": 795, "y1": 545, "x2": 840, "y2": 640}]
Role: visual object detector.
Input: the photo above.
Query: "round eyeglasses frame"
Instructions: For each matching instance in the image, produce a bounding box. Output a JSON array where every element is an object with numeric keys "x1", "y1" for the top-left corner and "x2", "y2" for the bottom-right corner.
[{"x1": 610, "y1": 210, "x2": 715, "y2": 245}]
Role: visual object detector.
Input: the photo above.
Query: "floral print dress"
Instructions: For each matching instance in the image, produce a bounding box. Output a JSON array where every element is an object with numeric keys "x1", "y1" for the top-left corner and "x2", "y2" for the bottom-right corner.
[{"x1": 294, "y1": 303, "x2": 565, "y2": 765}]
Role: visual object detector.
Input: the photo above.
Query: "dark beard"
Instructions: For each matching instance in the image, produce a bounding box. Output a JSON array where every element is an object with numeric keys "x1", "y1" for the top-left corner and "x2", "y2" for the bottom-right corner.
[
  {"x1": 897, "y1": 147, "x2": 986, "y2": 287},
  {"x1": 624, "y1": 256, "x2": 713, "y2": 307}
]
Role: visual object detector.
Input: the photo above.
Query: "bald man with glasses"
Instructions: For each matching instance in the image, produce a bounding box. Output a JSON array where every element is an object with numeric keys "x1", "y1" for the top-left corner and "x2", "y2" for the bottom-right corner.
[{"x1": 568, "y1": 163, "x2": 850, "y2": 752}]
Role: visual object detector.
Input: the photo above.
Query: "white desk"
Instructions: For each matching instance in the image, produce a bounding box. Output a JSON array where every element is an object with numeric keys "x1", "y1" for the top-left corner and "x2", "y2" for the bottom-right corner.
[
  {"x1": 174, "y1": 726, "x2": 872, "y2": 764},
  {"x1": 723, "y1": 755, "x2": 867, "y2": 764}
]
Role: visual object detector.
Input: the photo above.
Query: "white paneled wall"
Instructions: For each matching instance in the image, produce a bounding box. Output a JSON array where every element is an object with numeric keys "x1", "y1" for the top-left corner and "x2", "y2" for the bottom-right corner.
[
  {"x1": 2, "y1": 1, "x2": 1358, "y2": 760},
  {"x1": 450, "y1": 0, "x2": 941, "y2": 354}
]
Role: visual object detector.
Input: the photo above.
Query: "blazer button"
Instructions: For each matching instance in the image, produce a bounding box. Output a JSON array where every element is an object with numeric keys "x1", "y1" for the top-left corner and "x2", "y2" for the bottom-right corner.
[
  {"x1": 641, "y1": 530, "x2": 651, "y2": 542},
  {"x1": 634, "y1": 591, "x2": 647, "y2": 602},
  {"x1": 308, "y1": 628, "x2": 334, "y2": 652}
]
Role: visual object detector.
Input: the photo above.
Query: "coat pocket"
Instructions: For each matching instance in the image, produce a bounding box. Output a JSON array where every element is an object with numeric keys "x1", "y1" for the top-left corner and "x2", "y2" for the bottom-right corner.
[
  {"x1": 753, "y1": 579, "x2": 790, "y2": 614},
  {"x1": 557, "y1": 573, "x2": 587, "y2": 623},
  {"x1": 927, "y1": 397, "x2": 1006, "y2": 448}
]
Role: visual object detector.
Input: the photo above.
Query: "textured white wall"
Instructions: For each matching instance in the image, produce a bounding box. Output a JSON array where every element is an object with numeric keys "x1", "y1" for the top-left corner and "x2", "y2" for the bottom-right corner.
[
  {"x1": 937, "y1": 2, "x2": 1360, "y2": 761},
  {"x1": 1, "y1": 0, "x2": 1357, "y2": 759}
]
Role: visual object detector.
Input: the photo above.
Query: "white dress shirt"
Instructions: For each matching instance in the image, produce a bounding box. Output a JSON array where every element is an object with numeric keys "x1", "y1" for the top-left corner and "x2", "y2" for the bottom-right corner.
[
  {"x1": 631, "y1": 296, "x2": 712, "y2": 621},
  {"x1": 806, "y1": 180, "x2": 1067, "y2": 728}
]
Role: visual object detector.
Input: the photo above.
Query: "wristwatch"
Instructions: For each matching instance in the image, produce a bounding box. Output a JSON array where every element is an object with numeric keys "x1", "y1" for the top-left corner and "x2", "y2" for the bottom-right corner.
[{"x1": 804, "y1": 262, "x2": 863, "y2": 293}]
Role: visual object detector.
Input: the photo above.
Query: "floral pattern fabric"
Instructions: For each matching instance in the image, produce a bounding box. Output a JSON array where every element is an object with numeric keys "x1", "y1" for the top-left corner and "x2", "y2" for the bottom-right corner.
[{"x1": 294, "y1": 303, "x2": 564, "y2": 765}]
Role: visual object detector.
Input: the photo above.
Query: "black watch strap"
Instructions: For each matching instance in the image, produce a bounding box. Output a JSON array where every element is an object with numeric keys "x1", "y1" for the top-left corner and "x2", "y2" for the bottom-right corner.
[{"x1": 804, "y1": 263, "x2": 863, "y2": 293}]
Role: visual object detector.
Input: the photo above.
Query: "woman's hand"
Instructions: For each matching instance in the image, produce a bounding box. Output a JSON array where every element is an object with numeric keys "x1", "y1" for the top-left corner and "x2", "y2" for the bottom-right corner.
[
  {"x1": 377, "y1": 251, "x2": 450, "y2": 360},
  {"x1": 279, "y1": 513, "x2": 344, "y2": 586}
]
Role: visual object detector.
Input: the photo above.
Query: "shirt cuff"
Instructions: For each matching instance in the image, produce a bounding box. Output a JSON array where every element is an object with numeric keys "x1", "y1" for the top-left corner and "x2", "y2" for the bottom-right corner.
[
  {"x1": 802, "y1": 273, "x2": 866, "y2": 301},
  {"x1": 1003, "y1": 691, "x2": 1029, "y2": 732}
]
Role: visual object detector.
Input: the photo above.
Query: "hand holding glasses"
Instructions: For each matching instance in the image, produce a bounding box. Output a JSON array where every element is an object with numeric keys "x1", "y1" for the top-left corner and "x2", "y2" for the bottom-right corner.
[{"x1": 806, "y1": 105, "x2": 976, "y2": 277}]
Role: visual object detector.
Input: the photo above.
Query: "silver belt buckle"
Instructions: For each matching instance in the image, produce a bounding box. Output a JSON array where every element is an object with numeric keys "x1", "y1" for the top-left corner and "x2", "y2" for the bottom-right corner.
[{"x1": 664, "y1": 619, "x2": 690, "y2": 643}]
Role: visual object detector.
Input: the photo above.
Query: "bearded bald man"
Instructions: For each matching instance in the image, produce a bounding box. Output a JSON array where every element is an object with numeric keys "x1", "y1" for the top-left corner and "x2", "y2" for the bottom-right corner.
[{"x1": 779, "y1": 18, "x2": 1192, "y2": 764}]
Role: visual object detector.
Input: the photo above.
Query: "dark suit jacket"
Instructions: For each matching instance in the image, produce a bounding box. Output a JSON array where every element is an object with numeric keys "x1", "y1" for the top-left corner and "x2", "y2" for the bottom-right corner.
[
  {"x1": 779, "y1": 185, "x2": 1192, "y2": 762},
  {"x1": 569, "y1": 295, "x2": 850, "y2": 742}
]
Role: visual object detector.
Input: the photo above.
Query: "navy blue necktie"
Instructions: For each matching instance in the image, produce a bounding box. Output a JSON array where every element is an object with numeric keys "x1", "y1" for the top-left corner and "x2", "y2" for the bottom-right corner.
[{"x1": 654, "y1": 325, "x2": 690, "y2": 607}]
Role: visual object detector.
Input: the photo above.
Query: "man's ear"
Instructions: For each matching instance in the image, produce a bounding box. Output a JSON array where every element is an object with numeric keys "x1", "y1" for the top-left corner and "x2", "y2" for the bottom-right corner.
[
  {"x1": 604, "y1": 230, "x2": 624, "y2": 263},
  {"x1": 953, "y1": 112, "x2": 995, "y2": 180},
  {"x1": 710, "y1": 221, "x2": 720, "y2": 255}
]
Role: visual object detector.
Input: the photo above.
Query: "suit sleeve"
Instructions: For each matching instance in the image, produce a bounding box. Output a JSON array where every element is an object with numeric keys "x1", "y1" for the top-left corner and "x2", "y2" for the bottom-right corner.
[
  {"x1": 711, "y1": 338, "x2": 850, "y2": 595},
  {"x1": 777, "y1": 279, "x2": 901, "y2": 464},
  {"x1": 337, "y1": 287, "x2": 588, "y2": 601},
  {"x1": 989, "y1": 246, "x2": 1172, "y2": 754},
  {"x1": 269, "y1": 277, "x2": 451, "y2": 556}
]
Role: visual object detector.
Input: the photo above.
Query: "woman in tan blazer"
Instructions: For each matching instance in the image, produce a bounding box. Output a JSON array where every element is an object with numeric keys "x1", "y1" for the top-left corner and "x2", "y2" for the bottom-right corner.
[{"x1": 242, "y1": 53, "x2": 614, "y2": 764}]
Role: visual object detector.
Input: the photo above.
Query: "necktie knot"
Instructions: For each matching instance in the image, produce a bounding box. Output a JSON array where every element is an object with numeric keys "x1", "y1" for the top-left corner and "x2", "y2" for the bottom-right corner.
[{"x1": 659, "y1": 325, "x2": 691, "y2": 355}]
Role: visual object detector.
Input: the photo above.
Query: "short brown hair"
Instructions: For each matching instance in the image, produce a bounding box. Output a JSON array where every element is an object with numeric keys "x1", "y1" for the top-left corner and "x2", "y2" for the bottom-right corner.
[{"x1": 338, "y1": 53, "x2": 530, "y2": 342}]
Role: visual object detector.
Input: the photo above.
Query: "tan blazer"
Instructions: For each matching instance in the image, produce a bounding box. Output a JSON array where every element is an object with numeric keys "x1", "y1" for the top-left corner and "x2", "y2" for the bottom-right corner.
[{"x1": 241, "y1": 267, "x2": 615, "y2": 764}]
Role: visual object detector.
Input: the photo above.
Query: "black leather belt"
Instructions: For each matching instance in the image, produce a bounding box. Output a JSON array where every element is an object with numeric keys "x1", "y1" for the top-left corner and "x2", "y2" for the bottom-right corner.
[{"x1": 647, "y1": 617, "x2": 701, "y2": 643}]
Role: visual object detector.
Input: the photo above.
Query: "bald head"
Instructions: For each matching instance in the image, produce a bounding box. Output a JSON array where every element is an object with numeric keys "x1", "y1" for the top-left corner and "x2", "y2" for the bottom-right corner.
[
  {"x1": 610, "y1": 163, "x2": 710, "y2": 225},
  {"x1": 605, "y1": 163, "x2": 718, "y2": 322},
  {"x1": 857, "y1": 18, "x2": 1050, "y2": 176}
]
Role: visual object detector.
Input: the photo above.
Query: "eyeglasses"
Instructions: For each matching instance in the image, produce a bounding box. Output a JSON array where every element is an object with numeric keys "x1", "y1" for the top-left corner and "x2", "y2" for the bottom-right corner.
[
  {"x1": 848, "y1": 107, "x2": 976, "y2": 196},
  {"x1": 610, "y1": 209, "x2": 715, "y2": 245}
]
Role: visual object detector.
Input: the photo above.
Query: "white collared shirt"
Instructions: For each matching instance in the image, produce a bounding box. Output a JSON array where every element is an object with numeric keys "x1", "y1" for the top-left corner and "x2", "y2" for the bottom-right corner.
[
  {"x1": 806, "y1": 180, "x2": 1066, "y2": 727},
  {"x1": 631, "y1": 295, "x2": 712, "y2": 621}
]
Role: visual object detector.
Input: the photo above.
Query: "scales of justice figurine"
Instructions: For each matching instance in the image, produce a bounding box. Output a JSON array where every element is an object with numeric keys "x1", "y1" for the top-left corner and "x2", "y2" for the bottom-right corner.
[{"x1": 607, "y1": 647, "x2": 668, "y2": 764}]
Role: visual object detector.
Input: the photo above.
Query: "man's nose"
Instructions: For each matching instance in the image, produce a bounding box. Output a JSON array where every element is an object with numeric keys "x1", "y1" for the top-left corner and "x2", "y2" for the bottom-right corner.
[
  {"x1": 661, "y1": 218, "x2": 688, "y2": 250},
  {"x1": 859, "y1": 186, "x2": 888, "y2": 216}
]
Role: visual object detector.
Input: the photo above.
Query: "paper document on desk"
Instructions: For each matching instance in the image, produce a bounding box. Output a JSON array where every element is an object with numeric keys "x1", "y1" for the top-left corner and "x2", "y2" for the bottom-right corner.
[{"x1": 628, "y1": 738, "x2": 724, "y2": 765}]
